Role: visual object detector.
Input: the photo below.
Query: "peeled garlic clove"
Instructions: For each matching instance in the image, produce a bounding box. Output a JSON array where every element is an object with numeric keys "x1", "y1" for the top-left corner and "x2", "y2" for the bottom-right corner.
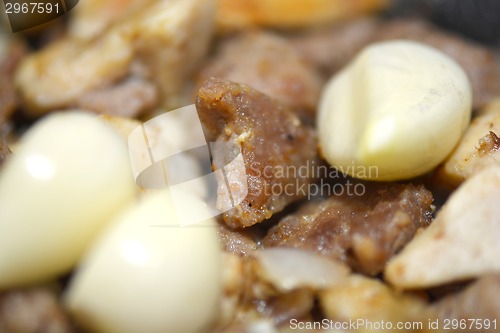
[
  {"x1": 65, "y1": 191, "x2": 222, "y2": 333},
  {"x1": 318, "y1": 40, "x2": 472, "y2": 181},
  {"x1": 0, "y1": 112, "x2": 136, "y2": 289}
]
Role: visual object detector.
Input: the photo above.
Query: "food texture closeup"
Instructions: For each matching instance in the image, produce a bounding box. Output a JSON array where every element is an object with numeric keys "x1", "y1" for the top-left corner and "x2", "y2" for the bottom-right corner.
[{"x1": 0, "y1": 0, "x2": 500, "y2": 332}]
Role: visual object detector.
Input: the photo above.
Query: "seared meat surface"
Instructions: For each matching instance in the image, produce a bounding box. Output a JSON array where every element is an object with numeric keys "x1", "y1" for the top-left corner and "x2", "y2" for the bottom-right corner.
[
  {"x1": 263, "y1": 182, "x2": 434, "y2": 275},
  {"x1": 196, "y1": 78, "x2": 320, "y2": 229},
  {"x1": 198, "y1": 31, "x2": 322, "y2": 120}
]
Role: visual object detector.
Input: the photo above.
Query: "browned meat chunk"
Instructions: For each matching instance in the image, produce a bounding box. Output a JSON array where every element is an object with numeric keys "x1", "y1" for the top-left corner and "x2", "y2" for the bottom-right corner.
[
  {"x1": 0, "y1": 138, "x2": 11, "y2": 169},
  {"x1": 433, "y1": 275, "x2": 500, "y2": 333},
  {"x1": 0, "y1": 38, "x2": 25, "y2": 124},
  {"x1": 290, "y1": 18, "x2": 499, "y2": 110},
  {"x1": 197, "y1": 31, "x2": 323, "y2": 120},
  {"x1": 75, "y1": 77, "x2": 158, "y2": 118},
  {"x1": 196, "y1": 78, "x2": 320, "y2": 229},
  {"x1": 218, "y1": 223, "x2": 257, "y2": 256},
  {"x1": 0, "y1": 287, "x2": 77, "y2": 333},
  {"x1": 263, "y1": 183, "x2": 433, "y2": 275}
]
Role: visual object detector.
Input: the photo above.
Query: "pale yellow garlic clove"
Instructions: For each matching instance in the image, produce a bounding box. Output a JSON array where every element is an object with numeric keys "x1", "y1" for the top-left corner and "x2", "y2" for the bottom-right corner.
[
  {"x1": 0, "y1": 112, "x2": 136, "y2": 289},
  {"x1": 65, "y1": 191, "x2": 222, "y2": 333},
  {"x1": 318, "y1": 40, "x2": 472, "y2": 181}
]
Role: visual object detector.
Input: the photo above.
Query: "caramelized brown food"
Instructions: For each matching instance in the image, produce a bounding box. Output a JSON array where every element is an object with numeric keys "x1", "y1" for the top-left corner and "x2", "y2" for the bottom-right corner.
[
  {"x1": 433, "y1": 275, "x2": 500, "y2": 333},
  {"x1": 218, "y1": 223, "x2": 257, "y2": 256},
  {"x1": 291, "y1": 18, "x2": 499, "y2": 110},
  {"x1": 0, "y1": 138, "x2": 11, "y2": 169},
  {"x1": 263, "y1": 183, "x2": 433, "y2": 275},
  {"x1": 0, "y1": 38, "x2": 25, "y2": 124},
  {"x1": 0, "y1": 287, "x2": 77, "y2": 333},
  {"x1": 198, "y1": 31, "x2": 322, "y2": 120},
  {"x1": 290, "y1": 18, "x2": 379, "y2": 75},
  {"x1": 196, "y1": 78, "x2": 319, "y2": 229}
]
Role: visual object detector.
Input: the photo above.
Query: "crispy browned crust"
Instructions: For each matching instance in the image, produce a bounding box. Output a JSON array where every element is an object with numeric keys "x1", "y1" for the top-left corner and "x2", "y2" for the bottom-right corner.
[{"x1": 196, "y1": 78, "x2": 320, "y2": 228}]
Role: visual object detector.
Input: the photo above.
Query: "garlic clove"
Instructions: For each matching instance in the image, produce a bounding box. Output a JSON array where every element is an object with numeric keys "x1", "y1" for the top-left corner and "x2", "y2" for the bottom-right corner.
[
  {"x1": 65, "y1": 191, "x2": 222, "y2": 333},
  {"x1": 318, "y1": 40, "x2": 472, "y2": 181},
  {"x1": 0, "y1": 111, "x2": 136, "y2": 289}
]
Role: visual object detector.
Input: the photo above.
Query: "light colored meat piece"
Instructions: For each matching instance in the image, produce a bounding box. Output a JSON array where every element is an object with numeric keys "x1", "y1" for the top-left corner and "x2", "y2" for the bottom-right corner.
[
  {"x1": 386, "y1": 166, "x2": 500, "y2": 289},
  {"x1": 0, "y1": 35, "x2": 25, "y2": 124},
  {"x1": 437, "y1": 100, "x2": 500, "y2": 187},
  {"x1": 432, "y1": 275, "x2": 500, "y2": 333}
]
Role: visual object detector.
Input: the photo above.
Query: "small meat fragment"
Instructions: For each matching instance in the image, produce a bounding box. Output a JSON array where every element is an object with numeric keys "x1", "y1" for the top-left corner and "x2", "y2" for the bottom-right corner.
[
  {"x1": 0, "y1": 287, "x2": 77, "y2": 333},
  {"x1": 0, "y1": 37, "x2": 26, "y2": 124},
  {"x1": 198, "y1": 31, "x2": 322, "y2": 120},
  {"x1": 437, "y1": 100, "x2": 500, "y2": 187},
  {"x1": 320, "y1": 274, "x2": 433, "y2": 333},
  {"x1": 69, "y1": 0, "x2": 156, "y2": 39},
  {"x1": 0, "y1": 138, "x2": 11, "y2": 169},
  {"x1": 263, "y1": 183, "x2": 433, "y2": 275},
  {"x1": 76, "y1": 78, "x2": 158, "y2": 118},
  {"x1": 433, "y1": 275, "x2": 500, "y2": 333},
  {"x1": 196, "y1": 78, "x2": 320, "y2": 228},
  {"x1": 386, "y1": 167, "x2": 500, "y2": 289}
]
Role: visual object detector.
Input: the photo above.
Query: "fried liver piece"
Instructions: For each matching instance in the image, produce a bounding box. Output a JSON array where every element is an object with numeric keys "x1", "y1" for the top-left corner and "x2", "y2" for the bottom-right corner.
[
  {"x1": 263, "y1": 183, "x2": 433, "y2": 275},
  {"x1": 291, "y1": 18, "x2": 499, "y2": 110},
  {"x1": 198, "y1": 31, "x2": 323, "y2": 120},
  {"x1": 0, "y1": 287, "x2": 77, "y2": 333},
  {"x1": 196, "y1": 78, "x2": 319, "y2": 229},
  {"x1": 432, "y1": 275, "x2": 500, "y2": 333}
]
